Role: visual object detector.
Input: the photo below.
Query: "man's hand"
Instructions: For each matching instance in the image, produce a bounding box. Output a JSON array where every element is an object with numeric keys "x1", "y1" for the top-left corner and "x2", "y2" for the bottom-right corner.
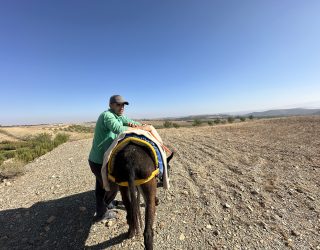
[
  {"x1": 128, "y1": 122, "x2": 138, "y2": 128},
  {"x1": 127, "y1": 123, "x2": 152, "y2": 132}
]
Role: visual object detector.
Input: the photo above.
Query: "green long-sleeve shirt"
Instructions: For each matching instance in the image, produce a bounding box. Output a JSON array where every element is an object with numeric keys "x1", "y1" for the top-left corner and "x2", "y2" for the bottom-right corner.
[{"x1": 88, "y1": 109, "x2": 141, "y2": 164}]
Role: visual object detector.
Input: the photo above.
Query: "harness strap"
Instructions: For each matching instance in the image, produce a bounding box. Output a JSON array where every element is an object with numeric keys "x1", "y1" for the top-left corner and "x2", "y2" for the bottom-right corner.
[
  {"x1": 108, "y1": 168, "x2": 159, "y2": 186},
  {"x1": 107, "y1": 136, "x2": 160, "y2": 187},
  {"x1": 150, "y1": 131, "x2": 172, "y2": 155}
]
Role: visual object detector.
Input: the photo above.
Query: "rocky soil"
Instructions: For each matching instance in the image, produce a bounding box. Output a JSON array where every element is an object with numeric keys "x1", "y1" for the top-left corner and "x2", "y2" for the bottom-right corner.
[{"x1": 0, "y1": 116, "x2": 319, "y2": 249}]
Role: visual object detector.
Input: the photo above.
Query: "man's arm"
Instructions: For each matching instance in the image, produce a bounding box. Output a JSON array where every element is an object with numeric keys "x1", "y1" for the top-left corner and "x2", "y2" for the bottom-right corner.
[
  {"x1": 104, "y1": 113, "x2": 128, "y2": 134},
  {"x1": 121, "y1": 116, "x2": 142, "y2": 127},
  {"x1": 104, "y1": 113, "x2": 151, "y2": 133},
  {"x1": 123, "y1": 116, "x2": 152, "y2": 131}
]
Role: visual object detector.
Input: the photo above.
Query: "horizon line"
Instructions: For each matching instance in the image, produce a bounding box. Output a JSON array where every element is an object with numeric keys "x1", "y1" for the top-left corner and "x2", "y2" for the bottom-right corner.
[{"x1": 1, "y1": 106, "x2": 320, "y2": 127}]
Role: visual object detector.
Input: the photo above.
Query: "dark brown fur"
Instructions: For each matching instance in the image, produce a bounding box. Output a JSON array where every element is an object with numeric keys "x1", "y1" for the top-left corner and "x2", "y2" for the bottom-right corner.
[{"x1": 112, "y1": 143, "x2": 173, "y2": 250}]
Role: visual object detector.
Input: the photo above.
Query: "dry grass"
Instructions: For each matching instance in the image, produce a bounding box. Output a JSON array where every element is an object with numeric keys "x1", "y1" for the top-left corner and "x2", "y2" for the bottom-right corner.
[
  {"x1": 0, "y1": 124, "x2": 93, "y2": 142},
  {"x1": 0, "y1": 123, "x2": 95, "y2": 180},
  {"x1": 0, "y1": 133, "x2": 70, "y2": 179},
  {"x1": 0, "y1": 159, "x2": 25, "y2": 181},
  {"x1": 1, "y1": 116, "x2": 319, "y2": 249}
]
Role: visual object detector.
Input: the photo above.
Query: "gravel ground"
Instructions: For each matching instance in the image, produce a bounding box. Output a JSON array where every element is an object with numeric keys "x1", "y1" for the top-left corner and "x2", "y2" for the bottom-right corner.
[{"x1": 0, "y1": 116, "x2": 319, "y2": 250}]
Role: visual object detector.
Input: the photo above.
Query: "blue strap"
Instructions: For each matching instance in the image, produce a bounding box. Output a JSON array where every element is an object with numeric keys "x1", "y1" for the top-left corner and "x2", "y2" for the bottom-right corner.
[{"x1": 123, "y1": 134, "x2": 164, "y2": 176}]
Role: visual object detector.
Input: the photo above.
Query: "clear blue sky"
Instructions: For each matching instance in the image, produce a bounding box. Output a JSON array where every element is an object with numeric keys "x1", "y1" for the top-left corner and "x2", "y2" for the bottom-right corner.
[{"x1": 1, "y1": 1, "x2": 320, "y2": 125}]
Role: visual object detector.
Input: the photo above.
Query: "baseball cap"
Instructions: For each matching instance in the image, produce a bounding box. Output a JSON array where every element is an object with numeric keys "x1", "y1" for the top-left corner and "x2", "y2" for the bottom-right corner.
[{"x1": 109, "y1": 95, "x2": 129, "y2": 105}]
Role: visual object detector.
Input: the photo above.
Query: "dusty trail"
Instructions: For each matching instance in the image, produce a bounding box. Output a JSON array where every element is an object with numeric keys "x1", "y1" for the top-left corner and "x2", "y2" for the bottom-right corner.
[{"x1": 0, "y1": 116, "x2": 319, "y2": 249}]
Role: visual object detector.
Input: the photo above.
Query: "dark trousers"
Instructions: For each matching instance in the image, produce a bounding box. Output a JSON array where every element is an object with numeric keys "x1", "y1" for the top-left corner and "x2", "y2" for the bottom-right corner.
[{"x1": 88, "y1": 160, "x2": 118, "y2": 216}]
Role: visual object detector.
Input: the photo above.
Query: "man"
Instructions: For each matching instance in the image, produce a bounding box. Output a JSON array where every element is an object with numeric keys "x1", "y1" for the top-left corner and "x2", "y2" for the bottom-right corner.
[{"x1": 88, "y1": 95, "x2": 152, "y2": 221}]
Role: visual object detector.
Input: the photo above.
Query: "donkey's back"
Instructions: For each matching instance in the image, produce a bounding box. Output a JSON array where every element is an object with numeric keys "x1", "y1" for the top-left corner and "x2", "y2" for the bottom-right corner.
[
  {"x1": 113, "y1": 143, "x2": 157, "y2": 250},
  {"x1": 113, "y1": 143, "x2": 155, "y2": 183}
]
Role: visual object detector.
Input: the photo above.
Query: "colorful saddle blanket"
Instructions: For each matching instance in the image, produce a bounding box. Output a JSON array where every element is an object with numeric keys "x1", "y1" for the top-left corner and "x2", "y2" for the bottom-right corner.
[
  {"x1": 107, "y1": 134, "x2": 164, "y2": 186},
  {"x1": 123, "y1": 134, "x2": 164, "y2": 176},
  {"x1": 101, "y1": 128, "x2": 170, "y2": 191}
]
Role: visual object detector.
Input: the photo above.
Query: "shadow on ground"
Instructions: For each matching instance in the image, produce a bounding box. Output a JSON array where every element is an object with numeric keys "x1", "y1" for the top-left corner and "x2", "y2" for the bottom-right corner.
[{"x1": 0, "y1": 191, "x2": 126, "y2": 249}]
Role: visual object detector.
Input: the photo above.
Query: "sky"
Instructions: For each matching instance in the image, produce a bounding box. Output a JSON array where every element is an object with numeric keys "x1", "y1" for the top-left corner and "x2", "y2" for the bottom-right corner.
[{"x1": 0, "y1": 0, "x2": 320, "y2": 125}]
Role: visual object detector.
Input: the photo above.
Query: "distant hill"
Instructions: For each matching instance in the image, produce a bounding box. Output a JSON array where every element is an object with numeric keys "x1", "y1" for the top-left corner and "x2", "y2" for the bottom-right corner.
[
  {"x1": 176, "y1": 114, "x2": 229, "y2": 121},
  {"x1": 83, "y1": 108, "x2": 320, "y2": 123},
  {"x1": 154, "y1": 108, "x2": 320, "y2": 121},
  {"x1": 246, "y1": 108, "x2": 320, "y2": 117}
]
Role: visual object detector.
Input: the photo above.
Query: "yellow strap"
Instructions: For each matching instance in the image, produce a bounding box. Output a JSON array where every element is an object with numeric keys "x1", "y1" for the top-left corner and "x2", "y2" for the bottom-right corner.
[
  {"x1": 108, "y1": 168, "x2": 159, "y2": 186},
  {"x1": 107, "y1": 136, "x2": 159, "y2": 186},
  {"x1": 108, "y1": 137, "x2": 158, "y2": 174}
]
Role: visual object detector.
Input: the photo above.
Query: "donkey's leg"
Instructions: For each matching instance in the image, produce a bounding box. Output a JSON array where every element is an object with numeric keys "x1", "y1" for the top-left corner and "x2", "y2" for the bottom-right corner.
[
  {"x1": 155, "y1": 196, "x2": 159, "y2": 206},
  {"x1": 141, "y1": 178, "x2": 157, "y2": 250},
  {"x1": 119, "y1": 186, "x2": 135, "y2": 238}
]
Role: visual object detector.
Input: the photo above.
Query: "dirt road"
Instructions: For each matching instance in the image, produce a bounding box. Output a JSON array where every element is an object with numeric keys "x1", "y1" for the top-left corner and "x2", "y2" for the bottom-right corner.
[{"x1": 1, "y1": 116, "x2": 319, "y2": 249}]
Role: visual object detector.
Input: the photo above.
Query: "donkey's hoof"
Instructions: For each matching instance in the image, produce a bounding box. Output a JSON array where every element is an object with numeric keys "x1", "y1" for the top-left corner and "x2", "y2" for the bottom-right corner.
[{"x1": 155, "y1": 197, "x2": 159, "y2": 206}]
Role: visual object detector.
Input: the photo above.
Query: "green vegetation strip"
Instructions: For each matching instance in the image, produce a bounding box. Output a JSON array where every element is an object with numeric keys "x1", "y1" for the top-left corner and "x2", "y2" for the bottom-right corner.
[
  {"x1": 0, "y1": 133, "x2": 69, "y2": 166},
  {"x1": 61, "y1": 125, "x2": 94, "y2": 133}
]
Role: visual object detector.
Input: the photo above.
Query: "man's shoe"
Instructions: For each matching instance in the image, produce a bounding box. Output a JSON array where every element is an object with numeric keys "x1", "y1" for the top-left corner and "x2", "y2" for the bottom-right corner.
[
  {"x1": 107, "y1": 200, "x2": 119, "y2": 209},
  {"x1": 157, "y1": 176, "x2": 164, "y2": 187},
  {"x1": 94, "y1": 210, "x2": 117, "y2": 222}
]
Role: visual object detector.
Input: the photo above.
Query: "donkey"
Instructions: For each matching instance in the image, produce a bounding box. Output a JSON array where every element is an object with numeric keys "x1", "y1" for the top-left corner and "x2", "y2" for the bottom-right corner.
[{"x1": 112, "y1": 142, "x2": 173, "y2": 250}]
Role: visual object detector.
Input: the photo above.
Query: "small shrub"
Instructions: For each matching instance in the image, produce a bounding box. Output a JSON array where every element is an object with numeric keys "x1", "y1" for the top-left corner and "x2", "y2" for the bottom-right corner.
[
  {"x1": 0, "y1": 132, "x2": 70, "y2": 178},
  {"x1": 64, "y1": 125, "x2": 94, "y2": 133},
  {"x1": 7, "y1": 133, "x2": 69, "y2": 164},
  {"x1": 163, "y1": 121, "x2": 173, "y2": 128},
  {"x1": 54, "y1": 133, "x2": 69, "y2": 146},
  {"x1": 0, "y1": 154, "x2": 5, "y2": 166},
  {"x1": 2, "y1": 151, "x2": 16, "y2": 159},
  {"x1": 214, "y1": 119, "x2": 221, "y2": 124},
  {"x1": 153, "y1": 125, "x2": 164, "y2": 129},
  {"x1": 240, "y1": 117, "x2": 246, "y2": 122},
  {"x1": 208, "y1": 121, "x2": 213, "y2": 126},
  {"x1": 0, "y1": 142, "x2": 17, "y2": 151},
  {"x1": 173, "y1": 123, "x2": 180, "y2": 128},
  {"x1": 28, "y1": 133, "x2": 52, "y2": 150},
  {"x1": 16, "y1": 148, "x2": 35, "y2": 163},
  {"x1": 249, "y1": 115, "x2": 254, "y2": 120},
  {"x1": 227, "y1": 117, "x2": 235, "y2": 123},
  {"x1": 33, "y1": 145, "x2": 48, "y2": 158},
  {"x1": 36, "y1": 133, "x2": 52, "y2": 142},
  {"x1": 192, "y1": 119, "x2": 202, "y2": 126},
  {"x1": 0, "y1": 160, "x2": 25, "y2": 179}
]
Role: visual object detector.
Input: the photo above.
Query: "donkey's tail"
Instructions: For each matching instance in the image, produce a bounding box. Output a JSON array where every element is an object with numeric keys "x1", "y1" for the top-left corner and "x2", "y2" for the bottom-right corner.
[{"x1": 128, "y1": 165, "x2": 140, "y2": 235}]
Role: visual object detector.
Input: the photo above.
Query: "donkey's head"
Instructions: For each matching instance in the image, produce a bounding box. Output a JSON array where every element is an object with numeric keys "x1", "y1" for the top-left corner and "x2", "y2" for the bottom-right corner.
[{"x1": 166, "y1": 151, "x2": 174, "y2": 171}]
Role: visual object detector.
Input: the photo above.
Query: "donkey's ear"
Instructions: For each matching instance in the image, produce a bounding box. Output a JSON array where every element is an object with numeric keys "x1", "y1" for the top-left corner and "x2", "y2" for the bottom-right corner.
[{"x1": 167, "y1": 152, "x2": 174, "y2": 163}]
